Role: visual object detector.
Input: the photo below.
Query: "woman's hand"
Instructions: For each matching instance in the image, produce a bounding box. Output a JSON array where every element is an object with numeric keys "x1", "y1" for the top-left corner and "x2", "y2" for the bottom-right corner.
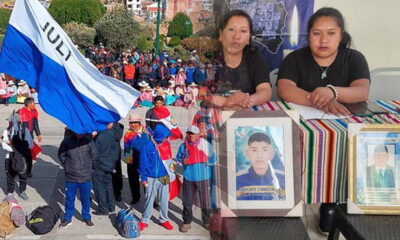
[
  {"x1": 226, "y1": 92, "x2": 252, "y2": 109},
  {"x1": 322, "y1": 101, "x2": 351, "y2": 116},
  {"x1": 309, "y1": 87, "x2": 335, "y2": 109}
]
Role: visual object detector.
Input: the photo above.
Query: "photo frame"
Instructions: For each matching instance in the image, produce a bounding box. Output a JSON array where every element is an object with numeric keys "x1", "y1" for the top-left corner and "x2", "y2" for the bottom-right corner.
[
  {"x1": 218, "y1": 110, "x2": 303, "y2": 217},
  {"x1": 348, "y1": 123, "x2": 400, "y2": 214}
]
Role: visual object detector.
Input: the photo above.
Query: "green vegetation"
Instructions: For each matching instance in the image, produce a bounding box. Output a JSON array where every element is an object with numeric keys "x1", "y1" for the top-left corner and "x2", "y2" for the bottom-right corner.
[
  {"x1": 167, "y1": 12, "x2": 192, "y2": 39},
  {"x1": 0, "y1": 9, "x2": 12, "y2": 34},
  {"x1": 63, "y1": 22, "x2": 96, "y2": 49},
  {"x1": 94, "y1": 7, "x2": 140, "y2": 54},
  {"x1": 168, "y1": 36, "x2": 181, "y2": 47},
  {"x1": 48, "y1": 0, "x2": 106, "y2": 27}
]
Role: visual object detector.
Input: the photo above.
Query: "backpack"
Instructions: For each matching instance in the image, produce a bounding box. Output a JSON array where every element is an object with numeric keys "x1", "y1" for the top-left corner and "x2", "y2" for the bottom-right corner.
[
  {"x1": 0, "y1": 202, "x2": 15, "y2": 238},
  {"x1": 11, "y1": 150, "x2": 27, "y2": 174},
  {"x1": 116, "y1": 208, "x2": 140, "y2": 238},
  {"x1": 27, "y1": 205, "x2": 59, "y2": 235}
]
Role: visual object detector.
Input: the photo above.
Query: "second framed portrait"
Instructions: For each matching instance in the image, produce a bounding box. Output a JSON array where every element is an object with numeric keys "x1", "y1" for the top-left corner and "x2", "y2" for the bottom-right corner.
[
  {"x1": 219, "y1": 111, "x2": 302, "y2": 217},
  {"x1": 348, "y1": 123, "x2": 400, "y2": 214}
]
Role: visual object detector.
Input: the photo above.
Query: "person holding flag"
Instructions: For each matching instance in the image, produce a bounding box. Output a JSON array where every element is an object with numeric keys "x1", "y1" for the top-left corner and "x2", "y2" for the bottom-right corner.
[
  {"x1": 123, "y1": 114, "x2": 152, "y2": 205},
  {"x1": 145, "y1": 96, "x2": 183, "y2": 140},
  {"x1": 138, "y1": 124, "x2": 175, "y2": 231},
  {"x1": 176, "y1": 126, "x2": 216, "y2": 233},
  {"x1": 0, "y1": 0, "x2": 139, "y2": 134}
]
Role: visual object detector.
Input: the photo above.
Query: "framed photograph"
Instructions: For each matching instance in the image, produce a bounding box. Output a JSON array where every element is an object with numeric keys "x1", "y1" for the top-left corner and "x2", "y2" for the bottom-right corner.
[
  {"x1": 219, "y1": 111, "x2": 303, "y2": 217},
  {"x1": 348, "y1": 123, "x2": 400, "y2": 214}
]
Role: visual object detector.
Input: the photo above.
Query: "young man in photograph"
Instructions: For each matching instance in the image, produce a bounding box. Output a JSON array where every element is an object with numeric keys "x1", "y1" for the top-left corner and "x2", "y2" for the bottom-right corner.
[
  {"x1": 236, "y1": 132, "x2": 285, "y2": 200},
  {"x1": 367, "y1": 144, "x2": 395, "y2": 188}
]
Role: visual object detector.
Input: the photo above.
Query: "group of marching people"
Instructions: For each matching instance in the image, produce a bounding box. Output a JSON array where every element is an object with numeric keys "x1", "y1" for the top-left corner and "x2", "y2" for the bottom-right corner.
[
  {"x1": 57, "y1": 96, "x2": 220, "y2": 232},
  {"x1": 1, "y1": 92, "x2": 220, "y2": 233}
]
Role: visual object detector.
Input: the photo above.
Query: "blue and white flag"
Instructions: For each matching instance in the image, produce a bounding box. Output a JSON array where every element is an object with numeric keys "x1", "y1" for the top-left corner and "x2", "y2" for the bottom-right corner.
[{"x1": 0, "y1": 0, "x2": 140, "y2": 134}]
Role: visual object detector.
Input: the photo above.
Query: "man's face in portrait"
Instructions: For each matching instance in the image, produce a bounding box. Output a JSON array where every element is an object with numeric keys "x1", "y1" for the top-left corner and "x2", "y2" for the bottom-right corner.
[{"x1": 246, "y1": 140, "x2": 274, "y2": 176}]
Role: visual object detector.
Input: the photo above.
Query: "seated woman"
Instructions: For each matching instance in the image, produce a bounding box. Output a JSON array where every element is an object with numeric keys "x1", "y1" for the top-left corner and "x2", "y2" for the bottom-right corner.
[
  {"x1": 210, "y1": 9, "x2": 272, "y2": 110},
  {"x1": 139, "y1": 86, "x2": 154, "y2": 108},
  {"x1": 165, "y1": 81, "x2": 177, "y2": 106},
  {"x1": 277, "y1": 7, "x2": 370, "y2": 116}
]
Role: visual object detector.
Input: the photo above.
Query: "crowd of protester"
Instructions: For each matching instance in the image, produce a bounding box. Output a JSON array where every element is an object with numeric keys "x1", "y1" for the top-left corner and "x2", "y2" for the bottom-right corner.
[{"x1": 85, "y1": 44, "x2": 239, "y2": 108}]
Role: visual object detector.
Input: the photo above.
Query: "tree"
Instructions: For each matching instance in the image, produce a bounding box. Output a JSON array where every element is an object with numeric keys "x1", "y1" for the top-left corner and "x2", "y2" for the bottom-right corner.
[
  {"x1": 137, "y1": 34, "x2": 153, "y2": 52},
  {"x1": 63, "y1": 22, "x2": 96, "y2": 49},
  {"x1": 0, "y1": 9, "x2": 11, "y2": 34},
  {"x1": 94, "y1": 7, "x2": 141, "y2": 54},
  {"x1": 168, "y1": 36, "x2": 181, "y2": 47},
  {"x1": 167, "y1": 12, "x2": 192, "y2": 39},
  {"x1": 48, "y1": 0, "x2": 106, "y2": 27}
]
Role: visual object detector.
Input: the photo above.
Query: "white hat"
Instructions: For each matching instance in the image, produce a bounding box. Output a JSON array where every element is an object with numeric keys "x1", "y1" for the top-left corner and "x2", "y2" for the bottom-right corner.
[
  {"x1": 186, "y1": 125, "x2": 200, "y2": 134},
  {"x1": 189, "y1": 82, "x2": 198, "y2": 87},
  {"x1": 7, "y1": 81, "x2": 15, "y2": 86},
  {"x1": 17, "y1": 80, "x2": 27, "y2": 86},
  {"x1": 123, "y1": 60, "x2": 128, "y2": 64},
  {"x1": 192, "y1": 50, "x2": 197, "y2": 54},
  {"x1": 129, "y1": 113, "x2": 142, "y2": 122},
  {"x1": 177, "y1": 59, "x2": 182, "y2": 63},
  {"x1": 138, "y1": 81, "x2": 149, "y2": 87},
  {"x1": 179, "y1": 68, "x2": 184, "y2": 72}
]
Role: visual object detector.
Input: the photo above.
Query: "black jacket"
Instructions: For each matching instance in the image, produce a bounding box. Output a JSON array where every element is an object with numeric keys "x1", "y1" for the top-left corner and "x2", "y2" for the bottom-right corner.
[
  {"x1": 113, "y1": 122, "x2": 124, "y2": 161},
  {"x1": 94, "y1": 129, "x2": 118, "y2": 173},
  {"x1": 58, "y1": 135, "x2": 96, "y2": 183}
]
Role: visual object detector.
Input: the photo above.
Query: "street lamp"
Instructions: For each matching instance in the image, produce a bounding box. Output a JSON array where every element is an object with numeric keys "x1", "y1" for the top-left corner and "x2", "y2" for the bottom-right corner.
[
  {"x1": 155, "y1": 0, "x2": 161, "y2": 56},
  {"x1": 185, "y1": 20, "x2": 190, "y2": 38}
]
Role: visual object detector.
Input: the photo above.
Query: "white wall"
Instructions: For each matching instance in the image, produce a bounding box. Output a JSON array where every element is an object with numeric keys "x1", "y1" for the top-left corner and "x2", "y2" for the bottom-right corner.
[{"x1": 315, "y1": 0, "x2": 400, "y2": 70}]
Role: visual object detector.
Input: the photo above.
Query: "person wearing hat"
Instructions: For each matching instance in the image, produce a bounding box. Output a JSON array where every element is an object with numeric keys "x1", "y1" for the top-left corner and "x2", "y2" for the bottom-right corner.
[
  {"x1": 16, "y1": 80, "x2": 30, "y2": 104},
  {"x1": 176, "y1": 126, "x2": 216, "y2": 232},
  {"x1": 139, "y1": 124, "x2": 174, "y2": 231},
  {"x1": 139, "y1": 86, "x2": 154, "y2": 108},
  {"x1": 123, "y1": 114, "x2": 152, "y2": 205},
  {"x1": 184, "y1": 83, "x2": 198, "y2": 108},
  {"x1": 165, "y1": 80, "x2": 177, "y2": 106},
  {"x1": 175, "y1": 67, "x2": 186, "y2": 86},
  {"x1": 168, "y1": 60, "x2": 177, "y2": 78},
  {"x1": 6, "y1": 81, "x2": 17, "y2": 104},
  {"x1": 176, "y1": 58, "x2": 183, "y2": 68},
  {"x1": 189, "y1": 50, "x2": 200, "y2": 63},
  {"x1": 205, "y1": 63, "x2": 215, "y2": 87}
]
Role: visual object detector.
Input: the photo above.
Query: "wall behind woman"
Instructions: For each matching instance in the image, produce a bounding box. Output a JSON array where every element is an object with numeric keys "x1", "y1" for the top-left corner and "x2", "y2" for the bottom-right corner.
[{"x1": 315, "y1": 0, "x2": 400, "y2": 70}]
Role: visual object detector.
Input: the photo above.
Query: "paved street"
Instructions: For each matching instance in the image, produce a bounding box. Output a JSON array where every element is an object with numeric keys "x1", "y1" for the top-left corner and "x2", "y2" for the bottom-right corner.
[{"x1": 0, "y1": 104, "x2": 210, "y2": 240}]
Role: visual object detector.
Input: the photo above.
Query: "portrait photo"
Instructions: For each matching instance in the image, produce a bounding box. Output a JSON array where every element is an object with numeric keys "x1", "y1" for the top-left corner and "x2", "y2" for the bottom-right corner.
[
  {"x1": 223, "y1": 111, "x2": 303, "y2": 216},
  {"x1": 235, "y1": 126, "x2": 286, "y2": 201},
  {"x1": 348, "y1": 124, "x2": 400, "y2": 214}
]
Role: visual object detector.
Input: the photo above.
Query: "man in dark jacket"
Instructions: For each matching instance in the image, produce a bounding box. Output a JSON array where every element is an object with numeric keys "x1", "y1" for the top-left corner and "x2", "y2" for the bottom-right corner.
[
  {"x1": 93, "y1": 122, "x2": 119, "y2": 215},
  {"x1": 112, "y1": 122, "x2": 124, "y2": 202},
  {"x1": 58, "y1": 131, "x2": 97, "y2": 228}
]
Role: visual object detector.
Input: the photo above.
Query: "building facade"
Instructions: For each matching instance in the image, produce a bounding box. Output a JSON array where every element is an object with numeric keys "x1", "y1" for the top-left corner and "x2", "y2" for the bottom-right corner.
[{"x1": 126, "y1": 0, "x2": 142, "y2": 15}]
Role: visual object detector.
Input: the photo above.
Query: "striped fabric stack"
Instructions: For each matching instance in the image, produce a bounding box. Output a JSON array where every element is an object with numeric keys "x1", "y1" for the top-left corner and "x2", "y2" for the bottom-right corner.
[{"x1": 254, "y1": 100, "x2": 400, "y2": 203}]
